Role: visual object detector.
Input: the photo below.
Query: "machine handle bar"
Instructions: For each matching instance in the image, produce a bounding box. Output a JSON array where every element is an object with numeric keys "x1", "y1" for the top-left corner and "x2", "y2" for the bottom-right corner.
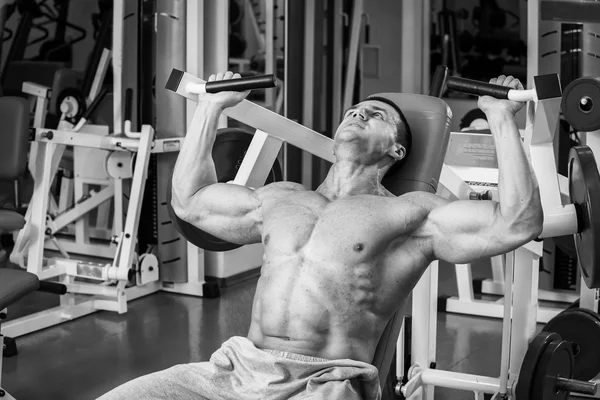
[
  {"x1": 447, "y1": 76, "x2": 536, "y2": 102},
  {"x1": 38, "y1": 281, "x2": 67, "y2": 295},
  {"x1": 187, "y1": 74, "x2": 277, "y2": 94}
]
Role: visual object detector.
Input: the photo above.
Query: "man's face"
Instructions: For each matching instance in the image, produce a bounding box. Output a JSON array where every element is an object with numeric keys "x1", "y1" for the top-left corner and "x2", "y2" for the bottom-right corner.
[{"x1": 334, "y1": 100, "x2": 401, "y2": 161}]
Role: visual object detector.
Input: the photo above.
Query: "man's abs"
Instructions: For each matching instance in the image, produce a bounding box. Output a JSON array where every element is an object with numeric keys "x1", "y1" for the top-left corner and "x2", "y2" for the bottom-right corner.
[{"x1": 246, "y1": 253, "x2": 406, "y2": 363}]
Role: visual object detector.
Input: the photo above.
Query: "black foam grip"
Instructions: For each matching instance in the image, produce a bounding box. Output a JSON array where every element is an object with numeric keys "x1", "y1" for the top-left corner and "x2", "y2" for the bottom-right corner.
[
  {"x1": 38, "y1": 281, "x2": 67, "y2": 295},
  {"x1": 447, "y1": 76, "x2": 511, "y2": 99},
  {"x1": 205, "y1": 74, "x2": 276, "y2": 93},
  {"x1": 81, "y1": 87, "x2": 108, "y2": 120},
  {"x1": 429, "y1": 65, "x2": 449, "y2": 98},
  {"x1": 124, "y1": 88, "x2": 133, "y2": 121}
]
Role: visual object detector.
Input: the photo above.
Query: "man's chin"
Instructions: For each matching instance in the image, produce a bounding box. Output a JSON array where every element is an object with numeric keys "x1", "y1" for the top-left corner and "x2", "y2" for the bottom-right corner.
[{"x1": 334, "y1": 128, "x2": 362, "y2": 141}]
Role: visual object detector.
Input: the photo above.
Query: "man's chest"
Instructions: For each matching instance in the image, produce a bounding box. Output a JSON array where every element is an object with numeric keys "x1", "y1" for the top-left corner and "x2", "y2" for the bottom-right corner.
[{"x1": 261, "y1": 193, "x2": 427, "y2": 262}]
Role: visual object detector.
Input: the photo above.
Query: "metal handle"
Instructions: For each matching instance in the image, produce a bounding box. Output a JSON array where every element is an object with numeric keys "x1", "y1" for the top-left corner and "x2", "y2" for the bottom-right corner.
[
  {"x1": 38, "y1": 281, "x2": 67, "y2": 295},
  {"x1": 429, "y1": 65, "x2": 449, "y2": 98},
  {"x1": 446, "y1": 76, "x2": 536, "y2": 102},
  {"x1": 447, "y1": 76, "x2": 511, "y2": 99},
  {"x1": 81, "y1": 87, "x2": 108, "y2": 121},
  {"x1": 205, "y1": 74, "x2": 277, "y2": 93},
  {"x1": 555, "y1": 376, "x2": 598, "y2": 395}
]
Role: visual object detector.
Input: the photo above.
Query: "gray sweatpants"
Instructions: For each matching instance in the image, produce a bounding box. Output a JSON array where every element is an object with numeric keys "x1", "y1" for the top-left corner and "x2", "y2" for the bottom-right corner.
[{"x1": 97, "y1": 336, "x2": 381, "y2": 400}]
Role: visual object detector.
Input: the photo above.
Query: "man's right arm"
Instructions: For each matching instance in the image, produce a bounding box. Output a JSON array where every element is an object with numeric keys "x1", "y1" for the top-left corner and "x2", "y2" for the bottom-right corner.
[{"x1": 171, "y1": 72, "x2": 263, "y2": 245}]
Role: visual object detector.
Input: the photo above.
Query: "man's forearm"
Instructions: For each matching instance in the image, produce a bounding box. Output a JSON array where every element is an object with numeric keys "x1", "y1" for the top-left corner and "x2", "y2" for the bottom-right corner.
[
  {"x1": 487, "y1": 110, "x2": 543, "y2": 231},
  {"x1": 172, "y1": 102, "x2": 223, "y2": 205}
]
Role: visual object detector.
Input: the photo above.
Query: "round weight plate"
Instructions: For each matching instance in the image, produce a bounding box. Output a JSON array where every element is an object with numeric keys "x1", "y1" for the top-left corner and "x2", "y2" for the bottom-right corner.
[
  {"x1": 516, "y1": 331, "x2": 562, "y2": 400},
  {"x1": 532, "y1": 339, "x2": 573, "y2": 400},
  {"x1": 562, "y1": 78, "x2": 600, "y2": 132},
  {"x1": 568, "y1": 146, "x2": 600, "y2": 289},
  {"x1": 166, "y1": 128, "x2": 283, "y2": 252},
  {"x1": 543, "y1": 308, "x2": 600, "y2": 380},
  {"x1": 55, "y1": 87, "x2": 86, "y2": 122}
]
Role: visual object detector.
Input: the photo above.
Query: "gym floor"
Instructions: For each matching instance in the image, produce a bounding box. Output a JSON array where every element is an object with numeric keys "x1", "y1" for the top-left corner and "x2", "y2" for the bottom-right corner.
[{"x1": 2, "y1": 259, "x2": 549, "y2": 400}]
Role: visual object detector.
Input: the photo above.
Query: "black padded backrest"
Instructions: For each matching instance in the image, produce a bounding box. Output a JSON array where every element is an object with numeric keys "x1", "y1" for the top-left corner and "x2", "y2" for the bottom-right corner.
[
  {"x1": 0, "y1": 97, "x2": 30, "y2": 180},
  {"x1": 369, "y1": 93, "x2": 452, "y2": 387}
]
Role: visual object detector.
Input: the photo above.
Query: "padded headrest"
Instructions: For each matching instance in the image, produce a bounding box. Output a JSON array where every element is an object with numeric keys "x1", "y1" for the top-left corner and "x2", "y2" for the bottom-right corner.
[
  {"x1": 0, "y1": 97, "x2": 30, "y2": 180},
  {"x1": 370, "y1": 93, "x2": 452, "y2": 195}
]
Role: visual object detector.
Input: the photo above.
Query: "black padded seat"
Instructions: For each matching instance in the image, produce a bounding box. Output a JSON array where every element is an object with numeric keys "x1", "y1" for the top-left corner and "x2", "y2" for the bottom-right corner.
[
  {"x1": 0, "y1": 210, "x2": 25, "y2": 233},
  {"x1": 0, "y1": 96, "x2": 38, "y2": 312},
  {"x1": 0, "y1": 269, "x2": 39, "y2": 312}
]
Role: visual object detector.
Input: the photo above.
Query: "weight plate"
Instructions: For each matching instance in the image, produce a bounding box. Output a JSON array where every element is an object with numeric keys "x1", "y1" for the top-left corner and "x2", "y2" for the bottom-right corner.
[
  {"x1": 532, "y1": 339, "x2": 573, "y2": 400},
  {"x1": 516, "y1": 331, "x2": 562, "y2": 400},
  {"x1": 562, "y1": 78, "x2": 600, "y2": 132},
  {"x1": 166, "y1": 128, "x2": 283, "y2": 252},
  {"x1": 543, "y1": 308, "x2": 600, "y2": 380},
  {"x1": 568, "y1": 146, "x2": 600, "y2": 288},
  {"x1": 55, "y1": 87, "x2": 86, "y2": 122}
]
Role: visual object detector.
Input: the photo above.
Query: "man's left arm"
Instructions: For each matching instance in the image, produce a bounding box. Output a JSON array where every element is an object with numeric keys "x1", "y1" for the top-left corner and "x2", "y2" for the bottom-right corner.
[
  {"x1": 413, "y1": 193, "x2": 541, "y2": 264},
  {"x1": 413, "y1": 76, "x2": 544, "y2": 264}
]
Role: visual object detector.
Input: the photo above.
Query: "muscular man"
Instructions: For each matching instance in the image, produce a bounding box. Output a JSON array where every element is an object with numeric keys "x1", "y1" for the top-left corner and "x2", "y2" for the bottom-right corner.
[{"x1": 100, "y1": 73, "x2": 543, "y2": 400}]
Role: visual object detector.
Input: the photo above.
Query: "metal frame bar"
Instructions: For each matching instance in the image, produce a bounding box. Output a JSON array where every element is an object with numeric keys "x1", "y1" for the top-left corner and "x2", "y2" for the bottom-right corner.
[
  {"x1": 50, "y1": 186, "x2": 115, "y2": 233},
  {"x1": 301, "y1": 0, "x2": 316, "y2": 188},
  {"x1": 401, "y1": 70, "x2": 596, "y2": 398},
  {"x1": 113, "y1": 0, "x2": 124, "y2": 134},
  {"x1": 341, "y1": 0, "x2": 363, "y2": 112},
  {"x1": 173, "y1": 72, "x2": 335, "y2": 163},
  {"x1": 264, "y1": 0, "x2": 275, "y2": 109}
]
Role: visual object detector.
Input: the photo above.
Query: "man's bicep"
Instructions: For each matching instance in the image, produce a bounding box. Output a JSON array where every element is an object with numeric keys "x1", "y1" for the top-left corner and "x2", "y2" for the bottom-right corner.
[
  {"x1": 178, "y1": 183, "x2": 263, "y2": 245},
  {"x1": 423, "y1": 200, "x2": 518, "y2": 264}
]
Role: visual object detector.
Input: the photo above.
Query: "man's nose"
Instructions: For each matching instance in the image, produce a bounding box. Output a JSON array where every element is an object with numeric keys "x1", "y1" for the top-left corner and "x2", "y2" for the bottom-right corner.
[{"x1": 352, "y1": 109, "x2": 366, "y2": 120}]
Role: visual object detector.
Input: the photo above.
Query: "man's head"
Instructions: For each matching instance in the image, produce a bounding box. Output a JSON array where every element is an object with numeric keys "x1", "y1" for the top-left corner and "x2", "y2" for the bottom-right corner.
[{"x1": 333, "y1": 97, "x2": 412, "y2": 173}]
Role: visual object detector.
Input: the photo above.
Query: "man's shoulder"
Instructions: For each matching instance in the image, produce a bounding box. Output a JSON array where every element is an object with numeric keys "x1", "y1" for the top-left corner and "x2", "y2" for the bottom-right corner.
[
  {"x1": 396, "y1": 191, "x2": 448, "y2": 209},
  {"x1": 255, "y1": 181, "x2": 309, "y2": 199}
]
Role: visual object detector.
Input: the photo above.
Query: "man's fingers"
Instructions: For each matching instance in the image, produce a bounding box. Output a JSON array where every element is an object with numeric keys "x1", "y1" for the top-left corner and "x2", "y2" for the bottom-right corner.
[
  {"x1": 223, "y1": 71, "x2": 234, "y2": 80},
  {"x1": 208, "y1": 74, "x2": 216, "y2": 82},
  {"x1": 215, "y1": 72, "x2": 225, "y2": 80},
  {"x1": 513, "y1": 78, "x2": 524, "y2": 90},
  {"x1": 233, "y1": 73, "x2": 242, "y2": 79},
  {"x1": 490, "y1": 77, "x2": 497, "y2": 85}
]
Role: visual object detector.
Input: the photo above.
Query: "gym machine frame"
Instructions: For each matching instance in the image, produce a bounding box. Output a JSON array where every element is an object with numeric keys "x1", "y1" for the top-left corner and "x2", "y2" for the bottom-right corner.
[
  {"x1": 397, "y1": 73, "x2": 600, "y2": 399},
  {"x1": 1, "y1": 79, "x2": 168, "y2": 338},
  {"x1": 0, "y1": 0, "x2": 213, "y2": 339}
]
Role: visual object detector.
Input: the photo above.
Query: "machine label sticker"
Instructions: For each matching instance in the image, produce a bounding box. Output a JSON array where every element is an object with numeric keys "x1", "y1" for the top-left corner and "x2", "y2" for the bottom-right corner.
[
  {"x1": 162, "y1": 140, "x2": 181, "y2": 152},
  {"x1": 445, "y1": 132, "x2": 498, "y2": 168}
]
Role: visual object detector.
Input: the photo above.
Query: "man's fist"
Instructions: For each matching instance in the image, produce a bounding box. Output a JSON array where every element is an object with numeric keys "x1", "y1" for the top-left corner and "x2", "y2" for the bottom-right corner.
[
  {"x1": 198, "y1": 71, "x2": 250, "y2": 110},
  {"x1": 478, "y1": 75, "x2": 525, "y2": 116}
]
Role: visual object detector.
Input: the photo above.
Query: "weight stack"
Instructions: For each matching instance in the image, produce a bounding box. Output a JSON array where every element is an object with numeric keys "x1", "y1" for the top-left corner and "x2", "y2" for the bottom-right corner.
[
  {"x1": 154, "y1": 0, "x2": 188, "y2": 283},
  {"x1": 553, "y1": 246, "x2": 578, "y2": 291}
]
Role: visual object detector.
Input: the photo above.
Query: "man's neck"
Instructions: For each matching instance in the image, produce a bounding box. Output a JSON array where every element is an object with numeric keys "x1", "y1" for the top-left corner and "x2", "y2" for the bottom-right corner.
[{"x1": 317, "y1": 160, "x2": 387, "y2": 199}]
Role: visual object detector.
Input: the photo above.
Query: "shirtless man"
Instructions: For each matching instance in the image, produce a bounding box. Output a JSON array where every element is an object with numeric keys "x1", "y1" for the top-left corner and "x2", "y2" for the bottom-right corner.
[{"x1": 99, "y1": 73, "x2": 543, "y2": 400}]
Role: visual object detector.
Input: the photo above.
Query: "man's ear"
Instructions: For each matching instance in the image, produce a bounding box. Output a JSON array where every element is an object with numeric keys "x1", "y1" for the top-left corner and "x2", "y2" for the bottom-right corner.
[{"x1": 387, "y1": 143, "x2": 406, "y2": 161}]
